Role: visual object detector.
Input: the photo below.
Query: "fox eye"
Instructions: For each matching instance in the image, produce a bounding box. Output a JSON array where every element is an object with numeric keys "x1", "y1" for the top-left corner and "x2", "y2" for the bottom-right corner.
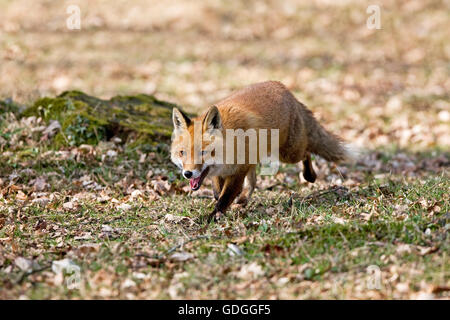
[
  {"x1": 201, "y1": 151, "x2": 207, "y2": 156},
  {"x1": 179, "y1": 150, "x2": 185, "y2": 157}
]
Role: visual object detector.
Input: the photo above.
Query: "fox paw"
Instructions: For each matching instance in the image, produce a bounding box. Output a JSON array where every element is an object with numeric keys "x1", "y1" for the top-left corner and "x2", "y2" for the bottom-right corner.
[
  {"x1": 207, "y1": 210, "x2": 223, "y2": 223},
  {"x1": 231, "y1": 203, "x2": 245, "y2": 211},
  {"x1": 234, "y1": 196, "x2": 249, "y2": 207}
]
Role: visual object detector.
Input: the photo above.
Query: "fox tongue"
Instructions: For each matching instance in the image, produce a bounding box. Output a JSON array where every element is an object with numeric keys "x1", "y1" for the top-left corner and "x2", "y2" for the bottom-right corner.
[{"x1": 189, "y1": 177, "x2": 201, "y2": 190}]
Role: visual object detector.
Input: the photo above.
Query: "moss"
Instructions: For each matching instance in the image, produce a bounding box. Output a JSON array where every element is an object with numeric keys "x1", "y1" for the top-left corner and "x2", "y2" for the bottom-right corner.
[{"x1": 21, "y1": 90, "x2": 184, "y2": 148}]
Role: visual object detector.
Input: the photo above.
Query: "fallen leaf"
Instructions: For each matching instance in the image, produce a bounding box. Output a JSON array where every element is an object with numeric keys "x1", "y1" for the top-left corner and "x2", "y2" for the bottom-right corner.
[
  {"x1": 30, "y1": 177, "x2": 48, "y2": 191},
  {"x1": 262, "y1": 244, "x2": 284, "y2": 255},
  {"x1": 170, "y1": 252, "x2": 194, "y2": 262},
  {"x1": 34, "y1": 219, "x2": 47, "y2": 231},
  {"x1": 31, "y1": 197, "x2": 50, "y2": 206},
  {"x1": 130, "y1": 189, "x2": 142, "y2": 199},
  {"x1": 227, "y1": 243, "x2": 244, "y2": 256},
  {"x1": 117, "y1": 203, "x2": 132, "y2": 211},
  {"x1": 63, "y1": 201, "x2": 76, "y2": 210},
  {"x1": 418, "y1": 246, "x2": 439, "y2": 256},
  {"x1": 16, "y1": 190, "x2": 27, "y2": 201},
  {"x1": 42, "y1": 120, "x2": 61, "y2": 137},
  {"x1": 332, "y1": 216, "x2": 347, "y2": 225},
  {"x1": 164, "y1": 214, "x2": 194, "y2": 226},
  {"x1": 78, "y1": 243, "x2": 101, "y2": 254},
  {"x1": 15, "y1": 257, "x2": 38, "y2": 272},
  {"x1": 431, "y1": 285, "x2": 450, "y2": 294},
  {"x1": 51, "y1": 258, "x2": 80, "y2": 274},
  {"x1": 395, "y1": 282, "x2": 410, "y2": 293},
  {"x1": 121, "y1": 278, "x2": 136, "y2": 289},
  {"x1": 106, "y1": 150, "x2": 117, "y2": 158},
  {"x1": 396, "y1": 244, "x2": 412, "y2": 254},
  {"x1": 236, "y1": 262, "x2": 264, "y2": 280},
  {"x1": 415, "y1": 292, "x2": 435, "y2": 300},
  {"x1": 101, "y1": 225, "x2": 113, "y2": 232},
  {"x1": 74, "y1": 232, "x2": 92, "y2": 240},
  {"x1": 152, "y1": 180, "x2": 171, "y2": 195},
  {"x1": 233, "y1": 236, "x2": 248, "y2": 245},
  {"x1": 97, "y1": 195, "x2": 110, "y2": 203}
]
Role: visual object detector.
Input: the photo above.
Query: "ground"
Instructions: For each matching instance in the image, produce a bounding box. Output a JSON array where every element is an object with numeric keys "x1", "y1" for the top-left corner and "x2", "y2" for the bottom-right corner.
[{"x1": 0, "y1": 0, "x2": 449, "y2": 299}]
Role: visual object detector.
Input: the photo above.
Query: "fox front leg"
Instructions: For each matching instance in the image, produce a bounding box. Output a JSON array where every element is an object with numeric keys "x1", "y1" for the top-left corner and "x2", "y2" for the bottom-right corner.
[
  {"x1": 235, "y1": 166, "x2": 256, "y2": 206},
  {"x1": 208, "y1": 173, "x2": 246, "y2": 222},
  {"x1": 212, "y1": 176, "x2": 224, "y2": 201}
]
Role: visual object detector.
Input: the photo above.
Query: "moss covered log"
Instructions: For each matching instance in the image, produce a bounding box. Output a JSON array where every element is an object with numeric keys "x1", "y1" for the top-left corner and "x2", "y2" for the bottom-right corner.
[{"x1": 21, "y1": 91, "x2": 181, "y2": 147}]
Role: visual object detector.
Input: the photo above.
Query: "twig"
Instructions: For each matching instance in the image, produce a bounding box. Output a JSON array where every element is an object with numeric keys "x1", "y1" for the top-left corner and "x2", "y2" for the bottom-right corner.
[
  {"x1": 136, "y1": 235, "x2": 220, "y2": 261},
  {"x1": 14, "y1": 264, "x2": 52, "y2": 285},
  {"x1": 95, "y1": 172, "x2": 110, "y2": 186},
  {"x1": 338, "y1": 230, "x2": 349, "y2": 244},
  {"x1": 289, "y1": 186, "x2": 349, "y2": 205},
  {"x1": 165, "y1": 235, "x2": 212, "y2": 256}
]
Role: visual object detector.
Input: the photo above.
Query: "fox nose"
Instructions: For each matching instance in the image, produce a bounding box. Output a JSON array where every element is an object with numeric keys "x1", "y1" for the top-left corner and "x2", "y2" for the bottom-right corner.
[{"x1": 183, "y1": 171, "x2": 193, "y2": 179}]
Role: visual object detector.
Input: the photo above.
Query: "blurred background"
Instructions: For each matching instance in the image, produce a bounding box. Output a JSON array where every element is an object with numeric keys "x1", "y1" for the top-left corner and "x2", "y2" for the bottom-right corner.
[
  {"x1": 0, "y1": 0, "x2": 449, "y2": 150},
  {"x1": 0, "y1": 0, "x2": 449, "y2": 300}
]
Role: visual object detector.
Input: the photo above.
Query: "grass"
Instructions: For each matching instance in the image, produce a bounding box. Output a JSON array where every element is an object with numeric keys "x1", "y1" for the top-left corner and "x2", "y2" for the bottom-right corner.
[
  {"x1": 0, "y1": 140, "x2": 448, "y2": 298},
  {"x1": 0, "y1": 0, "x2": 449, "y2": 299}
]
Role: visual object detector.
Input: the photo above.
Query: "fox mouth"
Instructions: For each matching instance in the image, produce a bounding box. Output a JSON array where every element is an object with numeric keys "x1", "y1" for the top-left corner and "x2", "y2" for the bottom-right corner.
[{"x1": 189, "y1": 167, "x2": 210, "y2": 191}]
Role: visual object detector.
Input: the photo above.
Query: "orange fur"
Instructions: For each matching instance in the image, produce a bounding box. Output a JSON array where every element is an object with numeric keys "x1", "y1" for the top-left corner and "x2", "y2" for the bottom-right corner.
[{"x1": 171, "y1": 81, "x2": 350, "y2": 221}]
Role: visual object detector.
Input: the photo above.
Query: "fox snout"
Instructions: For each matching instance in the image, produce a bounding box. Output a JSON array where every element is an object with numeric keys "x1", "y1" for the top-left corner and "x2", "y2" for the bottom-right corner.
[
  {"x1": 179, "y1": 165, "x2": 209, "y2": 191},
  {"x1": 182, "y1": 167, "x2": 203, "y2": 179}
]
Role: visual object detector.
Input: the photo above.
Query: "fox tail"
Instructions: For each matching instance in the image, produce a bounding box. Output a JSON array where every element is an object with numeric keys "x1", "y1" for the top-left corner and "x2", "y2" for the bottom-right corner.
[{"x1": 303, "y1": 108, "x2": 359, "y2": 162}]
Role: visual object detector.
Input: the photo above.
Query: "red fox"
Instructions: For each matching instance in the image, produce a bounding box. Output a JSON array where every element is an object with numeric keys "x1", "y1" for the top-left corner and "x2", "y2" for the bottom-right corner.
[{"x1": 171, "y1": 81, "x2": 353, "y2": 221}]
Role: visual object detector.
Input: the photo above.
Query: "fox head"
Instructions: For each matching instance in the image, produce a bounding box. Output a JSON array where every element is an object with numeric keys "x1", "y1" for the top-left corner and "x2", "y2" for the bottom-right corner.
[{"x1": 170, "y1": 106, "x2": 224, "y2": 191}]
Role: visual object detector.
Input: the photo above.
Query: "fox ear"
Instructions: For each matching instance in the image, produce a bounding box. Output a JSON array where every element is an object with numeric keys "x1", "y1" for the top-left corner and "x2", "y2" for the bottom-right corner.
[
  {"x1": 172, "y1": 108, "x2": 191, "y2": 130},
  {"x1": 203, "y1": 106, "x2": 222, "y2": 131}
]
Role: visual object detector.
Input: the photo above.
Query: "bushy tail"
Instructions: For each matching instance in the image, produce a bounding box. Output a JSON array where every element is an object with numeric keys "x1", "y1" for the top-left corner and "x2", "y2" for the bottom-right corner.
[{"x1": 302, "y1": 108, "x2": 355, "y2": 163}]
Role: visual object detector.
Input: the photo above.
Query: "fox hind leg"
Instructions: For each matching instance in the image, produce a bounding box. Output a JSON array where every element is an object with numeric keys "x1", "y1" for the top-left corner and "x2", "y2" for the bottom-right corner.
[{"x1": 302, "y1": 152, "x2": 317, "y2": 183}]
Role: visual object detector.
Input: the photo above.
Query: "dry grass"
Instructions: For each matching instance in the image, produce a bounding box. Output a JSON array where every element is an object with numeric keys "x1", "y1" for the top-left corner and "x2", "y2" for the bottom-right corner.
[
  {"x1": 0, "y1": 0, "x2": 449, "y2": 299},
  {"x1": 1, "y1": 0, "x2": 448, "y2": 151}
]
